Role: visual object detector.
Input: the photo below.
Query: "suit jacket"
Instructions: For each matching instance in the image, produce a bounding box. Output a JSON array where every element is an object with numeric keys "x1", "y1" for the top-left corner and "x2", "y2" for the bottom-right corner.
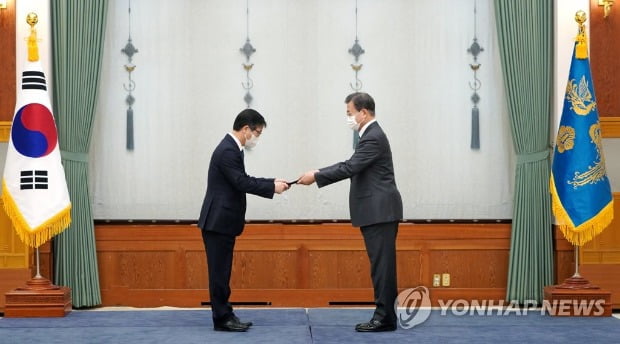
[
  {"x1": 198, "y1": 134, "x2": 275, "y2": 236},
  {"x1": 315, "y1": 121, "x2": 403, "y2": 227}
]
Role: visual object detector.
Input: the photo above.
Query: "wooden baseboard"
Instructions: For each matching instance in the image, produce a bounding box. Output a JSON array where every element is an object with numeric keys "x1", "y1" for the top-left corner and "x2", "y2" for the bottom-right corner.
[
  {"x1": 95, "y1": 223, "x2": 551, "y2": 308},
  {"x1": 101, "y1": 286, "x2": 507, "y2": 308}
]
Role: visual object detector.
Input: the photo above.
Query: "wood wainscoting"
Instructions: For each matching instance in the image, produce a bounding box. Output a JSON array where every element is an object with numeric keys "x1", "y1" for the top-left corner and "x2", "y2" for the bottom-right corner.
[
  {"x1": 96, "y1": 222, "x2": 574, "y2": 308},
  {"x1": 579, "y1": 193, "x2": 620, "y2": 308}
]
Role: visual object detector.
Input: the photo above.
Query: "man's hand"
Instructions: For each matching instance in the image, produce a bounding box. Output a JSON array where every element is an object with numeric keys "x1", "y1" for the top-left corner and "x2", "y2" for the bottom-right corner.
[
  {"x1": 274, "y1": 180, "x2": 290, "y2": 194},
  {"x1": 297, "y1": 170, "x2": 319, "y2": 185}
]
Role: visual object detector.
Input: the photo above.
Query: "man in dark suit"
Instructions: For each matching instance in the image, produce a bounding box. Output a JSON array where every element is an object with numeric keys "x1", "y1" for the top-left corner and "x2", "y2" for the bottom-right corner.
[
  {"x1": 198, "y1": 109, "x2": 289, "y2": 332},
  {"x1": 298, "y1": 92, "x2": 403, "y2": 332}
]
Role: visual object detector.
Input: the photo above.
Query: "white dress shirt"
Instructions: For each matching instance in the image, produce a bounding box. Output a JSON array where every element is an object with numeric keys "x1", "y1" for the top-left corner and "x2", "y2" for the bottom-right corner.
[
  {"x1": 228, "y1": 132, "x2": 243, "y2": 151},
  {"x1": 358, "y1": 119, "x2": 377, "y2": 137}
]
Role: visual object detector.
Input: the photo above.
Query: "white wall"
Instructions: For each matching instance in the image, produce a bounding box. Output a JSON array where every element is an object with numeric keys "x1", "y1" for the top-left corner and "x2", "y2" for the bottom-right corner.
[{"x1": 90, "y1": 0, "x2": 514, "y2": 221}]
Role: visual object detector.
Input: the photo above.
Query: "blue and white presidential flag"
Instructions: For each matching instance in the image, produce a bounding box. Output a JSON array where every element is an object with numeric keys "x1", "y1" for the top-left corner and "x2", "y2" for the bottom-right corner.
[
  {"x1": 1, "y1": 45, "x2": 71, "y2": 248},
  {"x1": 550, "y1": 15, "x2": 613, "y2": 247}
]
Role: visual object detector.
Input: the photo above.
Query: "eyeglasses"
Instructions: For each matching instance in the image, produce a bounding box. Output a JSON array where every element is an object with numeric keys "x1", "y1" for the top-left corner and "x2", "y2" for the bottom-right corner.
[{"x1": 250, "y1": 127, "x2": 263, "y2": 137}]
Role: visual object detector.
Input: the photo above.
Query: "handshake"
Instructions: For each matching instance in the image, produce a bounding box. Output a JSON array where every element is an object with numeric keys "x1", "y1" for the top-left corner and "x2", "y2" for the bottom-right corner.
[{"x1": 273, "y1": 169, "x2": 320, "y2": 194}]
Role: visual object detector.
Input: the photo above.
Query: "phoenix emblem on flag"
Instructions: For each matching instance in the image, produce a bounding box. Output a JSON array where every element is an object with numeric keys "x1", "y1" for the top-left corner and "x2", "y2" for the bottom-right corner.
[
  {"x1": 566, "y1": 75, "x2": 596, "y2": 116},
  {"x1": 569, "y1": 123, "x2": 606, "y2": 188}
]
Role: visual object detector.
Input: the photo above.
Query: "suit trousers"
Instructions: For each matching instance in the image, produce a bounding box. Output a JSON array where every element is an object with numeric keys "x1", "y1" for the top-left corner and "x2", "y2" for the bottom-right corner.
[
  {"x1": 360, "y1": 221, "x2": 399, "y2": 324},
  {"x1": 201, "y1": 230, "x2": 236, "y2": 322}
]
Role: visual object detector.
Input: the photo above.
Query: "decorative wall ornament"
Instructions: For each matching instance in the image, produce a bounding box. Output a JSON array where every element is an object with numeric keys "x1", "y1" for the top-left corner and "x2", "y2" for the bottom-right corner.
[
  {"x1": 348, "y1": 0, "x2": 364, "y2": 92},
  {"x1": 240, "y1": 0, "x2": 255, "y2": 107},
  {"x1": 348, "y1": 0, "x2": 364, "y2": 148},
  {"x1": 467, "y1": 0, "x2": 483, "y2": 150},
  {"x1": 121, "y1": 0, "x2": 138, "y2": 151}
]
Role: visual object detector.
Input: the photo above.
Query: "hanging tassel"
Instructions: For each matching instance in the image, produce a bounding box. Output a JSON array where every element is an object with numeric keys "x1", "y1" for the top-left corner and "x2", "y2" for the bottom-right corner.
[
  {"x1": 26, "y1": 13, "x2": 39, "y2": 62},
  {"x1": 471, "y1": 106, "x2": 480, "y2": 150},
  {"x1": 127, "y1": 107, "x2": 134, "y2": 151},
  {"x1": 575, "y1": 11, "x2": 588, "y2": 59},
  {"x1": 575, "y1": 31, "x2": 588, "y2": 59}
]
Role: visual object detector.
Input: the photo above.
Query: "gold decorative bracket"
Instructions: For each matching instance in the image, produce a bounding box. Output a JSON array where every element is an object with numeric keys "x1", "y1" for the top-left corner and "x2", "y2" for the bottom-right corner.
[{"x1": 598, "y1": 0, "x2": 614, "y2": 18}]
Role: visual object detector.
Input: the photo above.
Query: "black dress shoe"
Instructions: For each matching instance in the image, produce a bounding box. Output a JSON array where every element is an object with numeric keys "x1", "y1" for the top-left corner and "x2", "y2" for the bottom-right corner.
[
  {"x1": 233, "y1": 315, "x2": 253, "y2": 327},
  {"x1": 355, "y1": 319, "x2": 397, "y2": 332},
  {"x1": 214, "y1": 317, "x2": 249, "y2": 332}
]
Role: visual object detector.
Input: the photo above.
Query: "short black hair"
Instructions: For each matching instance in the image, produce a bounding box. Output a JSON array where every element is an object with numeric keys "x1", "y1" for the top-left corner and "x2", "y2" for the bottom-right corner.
[
  {"x1": 233, "y1": 108, "x2": 267, "y2": 131},
  {"x1": 345, "y1": 92, "x2": 375, "y2": 115}
]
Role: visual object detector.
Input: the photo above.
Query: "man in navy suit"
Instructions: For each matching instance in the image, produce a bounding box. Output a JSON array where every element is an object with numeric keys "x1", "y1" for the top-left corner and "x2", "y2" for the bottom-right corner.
[
  {"x1": 198, "y1": 109, "x2": 289, "y2": 332},
  {"x1": 298, "y1": 92, "x2": 403, "y2": 332}
]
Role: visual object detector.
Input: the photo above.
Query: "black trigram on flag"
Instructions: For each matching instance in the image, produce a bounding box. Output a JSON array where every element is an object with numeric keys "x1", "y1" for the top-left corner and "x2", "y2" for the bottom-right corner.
[
  {"x1": 20, "y1": 170, "x2": 48, "y2": 190},
  {"x1": 22, "y1": 71, "x2": 47, "y2": 90}
]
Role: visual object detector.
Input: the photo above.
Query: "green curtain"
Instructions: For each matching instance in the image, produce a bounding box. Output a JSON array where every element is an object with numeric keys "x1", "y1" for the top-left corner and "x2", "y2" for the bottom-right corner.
[
  {"x1": 494, "y1": 0, "x2": 554, "y2": 303},
  {"x1": 51, "y1": 0, "x2": 109, "y2": 308}
]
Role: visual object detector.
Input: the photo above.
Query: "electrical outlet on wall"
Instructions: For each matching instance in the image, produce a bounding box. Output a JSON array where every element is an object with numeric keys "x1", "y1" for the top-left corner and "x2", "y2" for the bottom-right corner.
[
  {"x1": 433, "y1": 274, "x2": 441, "y2": 287},
  {"x1": 441, "y1": 273, "x2": 450, "y2": 287}
]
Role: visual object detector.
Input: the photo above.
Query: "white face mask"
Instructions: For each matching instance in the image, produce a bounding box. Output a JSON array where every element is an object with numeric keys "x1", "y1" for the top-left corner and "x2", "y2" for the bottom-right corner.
[
  {"x1": 245, "y1": 132, "x2": 259, "y2": 149},
  {"x1": 347, "y1": 114, "x2": 360, "y2": 131}
]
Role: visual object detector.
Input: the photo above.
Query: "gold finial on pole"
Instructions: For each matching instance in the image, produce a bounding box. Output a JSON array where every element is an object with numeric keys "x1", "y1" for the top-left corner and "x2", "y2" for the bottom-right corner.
[
  {"x1": 574, "y1": 10, "x2": 588, "y2": 59},
  {"x1": 26, "y1": 12, "x2": 39, "y2": 62}
]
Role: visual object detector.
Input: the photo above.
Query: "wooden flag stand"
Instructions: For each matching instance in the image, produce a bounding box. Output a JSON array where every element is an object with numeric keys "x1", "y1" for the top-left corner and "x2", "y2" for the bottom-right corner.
[
  {"x1": 4, "y1": 248, "x2": 71, "y2": 317},
  {"x1": 543, "y1": 247, "x2": 611, "y2": 317}
]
